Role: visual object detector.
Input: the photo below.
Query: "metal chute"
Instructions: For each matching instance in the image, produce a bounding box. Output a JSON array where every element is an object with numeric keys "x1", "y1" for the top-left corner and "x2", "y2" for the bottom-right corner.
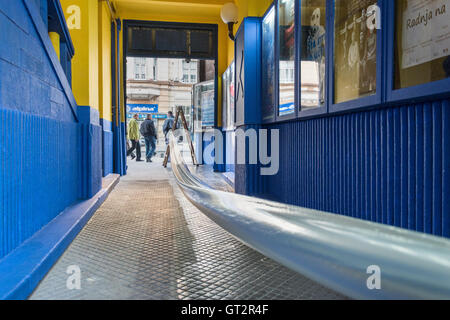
[{"x1": 168, "y1": 131, "x2": 450, "y2": 299}]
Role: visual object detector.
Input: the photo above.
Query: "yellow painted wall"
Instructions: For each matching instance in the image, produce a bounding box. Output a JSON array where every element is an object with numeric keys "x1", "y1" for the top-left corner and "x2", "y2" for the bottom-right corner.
[
  {"x1": 60, "y1": 0, "x2": 272, "y2": 125},
  {"x1": 61, "y1": 0, "x2": 99, "y2": 110},
  {"x1": 88, "y1": 0, "x2": 99, "y2": 111},
  {"x1": 227, "y1": 0, "x2": 273, "y2": 65},
  {"x1": 99, "y1": 1, "x2": 112, "y2": 122},
  {"x1": 61, "y1": 0, "x2": 89, "y2": 107},
  {"x1": 49, "y1": 32, "x2": 60, "y2": 60},
  {"x1": 119, "y1": 22, "x2": 126, "y2": 123}
]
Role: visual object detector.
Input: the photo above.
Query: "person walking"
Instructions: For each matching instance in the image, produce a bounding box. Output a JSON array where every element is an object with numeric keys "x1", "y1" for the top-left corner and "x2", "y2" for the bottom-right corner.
[
  {"x1": 140, "y1": 114, "x2": 157, "y2": 162},
  {"x1": 162, "y1": 111, "x2": 177, "y2": 145},
  {"x1": 127, "y1": 114, "x2": 143, "y2": 162}
]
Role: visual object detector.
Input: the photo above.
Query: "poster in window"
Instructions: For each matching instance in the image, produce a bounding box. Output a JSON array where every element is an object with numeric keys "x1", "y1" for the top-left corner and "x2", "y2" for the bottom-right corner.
[
  {"x1": 279, "y1": 0, "x2": 296, "y2": 116},
  {"x1": 401, "y1": 0, "x2": 449, "y2": 68},
  {"x1": 301, "y1": 0, "x2": 326, "y2": 108},
  {"x1": 201, "y1": 90, "x2": 215, "y2": 127},
  {"x1": 229, "y1": 61, "x2": 235, "y2": 129},
  {"x1": 222, "y1": 63, "x2": 235, "y2": 130},
  {"x1": 395, "y1": 0, "x2": 450, "y2": 89},
  {"x1": 193, "y1": 81, "x2": 215, "y2": 130},
  {"x1": 262, "y1": 6, "x2": 276, "y2": 121},
  {"x1": 334, "y1": 0, "x2": 378, "y2": 104}
]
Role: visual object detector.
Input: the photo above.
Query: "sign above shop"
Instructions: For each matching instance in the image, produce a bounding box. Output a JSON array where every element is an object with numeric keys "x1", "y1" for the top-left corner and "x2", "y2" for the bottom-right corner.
[
  {"x1": 127, "y1": 104, "x2": 158, "y2": 114},
  {"x1": 127, "y1": 113, "x2": 167, "y2": 120},
  {"x1": 153, "y1": 114, "x2": 168, "y2": 119}
]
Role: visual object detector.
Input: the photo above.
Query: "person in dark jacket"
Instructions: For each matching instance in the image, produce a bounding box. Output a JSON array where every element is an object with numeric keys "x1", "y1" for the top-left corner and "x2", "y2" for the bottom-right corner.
[
  {"x1": 140, "y1": 114, "x2": 157, "y2": 162},
  {"x1": 162, "y1": 111, "x2": 178, "y2": 145}
]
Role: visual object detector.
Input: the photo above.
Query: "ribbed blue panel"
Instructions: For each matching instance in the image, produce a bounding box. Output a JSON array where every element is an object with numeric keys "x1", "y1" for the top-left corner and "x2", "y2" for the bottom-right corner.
[
  {"x1": 0, "y1": 109, "x2": 80, "y2": 259},
  {"x1": 101, "y1": 119, "x2": 114, "y2": 177},
  {"x1": 91, "y1": 124, "x2": 102, "y2": 195},
  {"x1": 262, "y1": 100, "x2": 450, "y2": 238},
  {"x1": 443, "y1": 100, "x2": 450, "y2": 237},
  {"x1": 103, "y1": 130, "x2": 113, "y2": 177},
  {"x1": 79, "y1": 123, "x2": 102, "y2": 199},
  {"x1": 235, "y1": 124, "x2": 262, "y2": 196}
]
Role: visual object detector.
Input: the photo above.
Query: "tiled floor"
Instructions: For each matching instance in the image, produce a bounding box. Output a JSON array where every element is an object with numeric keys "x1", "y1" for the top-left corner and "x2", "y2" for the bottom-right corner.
[{"x1": 30, "y1": 157, "x2": 346, "y2": 300}]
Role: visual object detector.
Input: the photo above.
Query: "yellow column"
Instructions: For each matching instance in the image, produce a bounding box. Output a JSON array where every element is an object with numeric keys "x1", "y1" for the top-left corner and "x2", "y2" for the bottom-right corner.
[
  {"x1": 98, "y1": 1, "x2": 113, "y2": 123},
  {"x1": 61, "y1": 0, "x2": 99, "y2": 110},
  {"x1": 49, "y1": 32, "x2": 60, "y2": 60}
]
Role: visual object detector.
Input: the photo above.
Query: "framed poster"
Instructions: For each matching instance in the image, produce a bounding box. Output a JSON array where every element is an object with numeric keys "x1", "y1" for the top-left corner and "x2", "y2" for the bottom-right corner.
[
  {"x1": 193, "y1": 80, "x2": 215, "y2": 130},
  {"x1": 262, "y1": 5, "x2": 276, "y2": 122},
  {"x1": 334, "y1": 0, "x2": 379, "y2": 104},
  {"x1": 222, "y1": 62, "x2": 235, "y2": 130},
  {"x1": 278, "y1": 0, "x2": 296, "y2": 117},
  {"x1": 300, "y1": 0, "x2": 327, "y2": 109},
  {"x1": 395, "y1": 0, "x2": 450, "y2": 89}
]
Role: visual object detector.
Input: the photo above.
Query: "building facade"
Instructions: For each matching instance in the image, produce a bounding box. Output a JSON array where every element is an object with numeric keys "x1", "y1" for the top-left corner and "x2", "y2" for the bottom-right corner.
[{"x1": 126, "y1": 58, "x2": 199, "y2": 148}]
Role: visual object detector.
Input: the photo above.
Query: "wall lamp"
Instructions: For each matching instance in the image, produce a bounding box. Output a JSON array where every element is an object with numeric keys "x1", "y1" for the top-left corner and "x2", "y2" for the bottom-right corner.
[{"x1": 221, "y1": 3, "x2": 239, "y2": 41}]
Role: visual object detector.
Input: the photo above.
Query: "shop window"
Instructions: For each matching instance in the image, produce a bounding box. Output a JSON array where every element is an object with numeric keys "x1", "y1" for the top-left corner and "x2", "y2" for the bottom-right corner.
[
  {"x1": 278, "y1": 0, "x2": 296, "y2": 116},
  {"x1": 334, "y1": 0, "x2": 378, "y2": 104},
  {"x1": 395, "y1": 0, "x2": 450, "y2": 89},
  {"x1": 300, "y1": 0, "x2": 326, "y2": 109}
]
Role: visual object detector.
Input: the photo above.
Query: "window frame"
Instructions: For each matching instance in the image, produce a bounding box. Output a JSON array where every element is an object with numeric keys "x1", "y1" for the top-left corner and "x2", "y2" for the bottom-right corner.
[
  {"x1": 385, "y1": 0, "x2": 450, "y2": 104},
  {"x1": 261, "y1": 0, "x2": 450, "y2": 125}
]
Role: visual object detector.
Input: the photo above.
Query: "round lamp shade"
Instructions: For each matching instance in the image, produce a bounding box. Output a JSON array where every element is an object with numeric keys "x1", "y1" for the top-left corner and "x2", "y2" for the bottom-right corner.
[{"x1": 221, "y1": 3, "x2": 239, "y2": 24}]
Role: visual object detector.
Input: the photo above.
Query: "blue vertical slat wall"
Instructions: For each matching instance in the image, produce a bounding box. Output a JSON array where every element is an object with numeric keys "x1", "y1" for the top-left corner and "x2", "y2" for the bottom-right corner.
[
  {"x1": 0, "y1": 110, "x2": 79, "y2": 258},
  {"x1": 443, "y1": 101, "x2": 450, "y2": 237},
  {"x1": 262, "y1": 100, "x2": 450, "y2": 238}
]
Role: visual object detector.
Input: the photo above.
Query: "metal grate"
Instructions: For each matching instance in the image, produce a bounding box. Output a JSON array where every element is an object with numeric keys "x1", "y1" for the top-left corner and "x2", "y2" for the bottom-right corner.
[{"x1": 30, "y1": 162, "x2": 345, "y2": 300}]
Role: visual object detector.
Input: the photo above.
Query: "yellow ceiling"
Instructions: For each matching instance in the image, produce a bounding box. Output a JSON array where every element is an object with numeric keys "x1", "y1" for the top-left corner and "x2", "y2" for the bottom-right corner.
[{"x1": 111, "y1": 0, "x2": 232, "y2": 19}]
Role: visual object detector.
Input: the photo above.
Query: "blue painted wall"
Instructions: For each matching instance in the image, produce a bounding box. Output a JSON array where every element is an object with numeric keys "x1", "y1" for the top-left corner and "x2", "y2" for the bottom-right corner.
[
  {"x1": 0, "y1": 1, "x2": 102, "y2": 259},
  {"x1": 260, "y1": 100, "x2": 450, "y2": 238}
]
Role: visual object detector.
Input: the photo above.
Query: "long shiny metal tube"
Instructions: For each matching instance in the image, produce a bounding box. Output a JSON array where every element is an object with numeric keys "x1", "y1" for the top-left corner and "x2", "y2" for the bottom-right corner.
[{"x1": 169, "y1": 132, "x2": 450, "y2": 300}]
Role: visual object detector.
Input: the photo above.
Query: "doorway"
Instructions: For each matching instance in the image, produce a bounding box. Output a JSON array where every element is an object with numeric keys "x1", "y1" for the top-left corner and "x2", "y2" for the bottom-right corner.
[{"x1": 123, "y1": 20, "x2": 218, "y2": 166}]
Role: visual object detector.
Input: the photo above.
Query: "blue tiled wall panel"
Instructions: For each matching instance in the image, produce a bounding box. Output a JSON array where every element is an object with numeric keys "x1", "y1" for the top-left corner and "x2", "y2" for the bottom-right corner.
[
  {"x1": 260, "y1": 100, "x2": 450, "y2": 238},
  {"x1": 0, "y1": 109, "x2": 80, "y2": 259}
]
